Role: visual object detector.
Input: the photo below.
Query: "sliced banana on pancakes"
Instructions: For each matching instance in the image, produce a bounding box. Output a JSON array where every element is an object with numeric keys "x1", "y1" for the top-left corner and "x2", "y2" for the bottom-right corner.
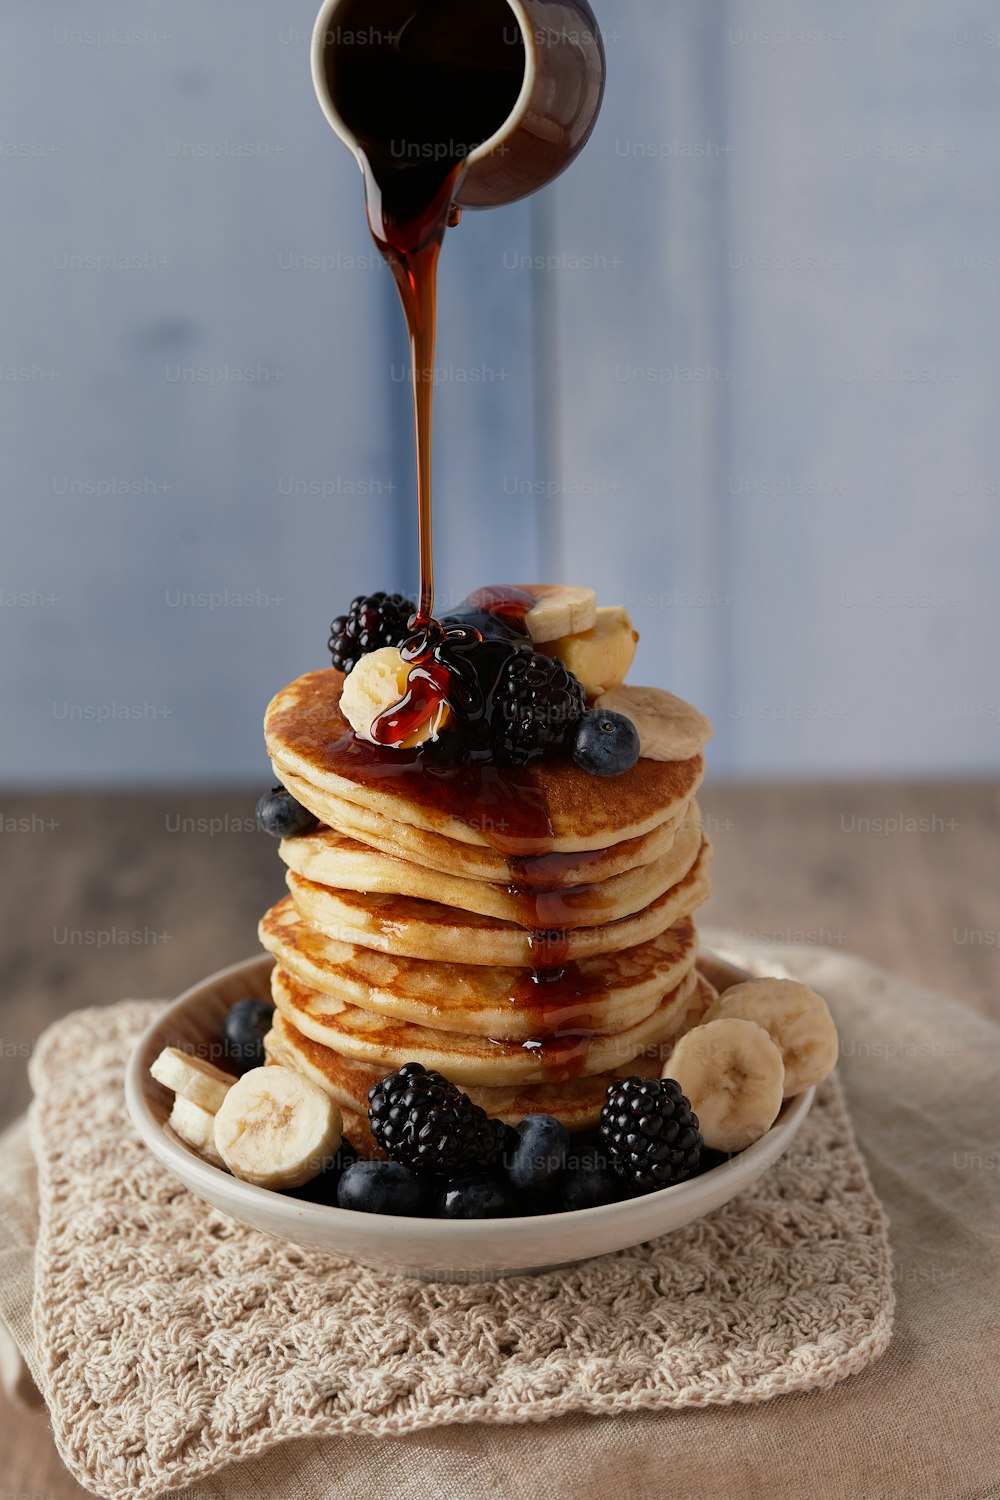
[
  {"x1": 665, "y1": 1017, "x2": 785, "y2": 1152},
  {"x1": 596, "y1": 685, "x2": 712, "y2": 763},
  {"x1": 213, "y1": 1066, "x2": 343, "y2": 1190},
  {"x1": 541, "y1": 605, "x2": 639, "y2": 698},
  {"x1": 704, "y1": 977, "x2": 839, "y2": 1098},
  {"x1": 340, "y1": 645, "x2": 451, "y2": 748},
  {"x1": 519, "y1": 584, "x2": 597, "y2": 643}
]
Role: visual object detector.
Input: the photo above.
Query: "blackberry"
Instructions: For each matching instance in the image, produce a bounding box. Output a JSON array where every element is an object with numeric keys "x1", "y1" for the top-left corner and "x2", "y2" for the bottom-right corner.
[
  {"x1": 600, "y1": 1077, "x2": 703, "y2": 1193},
  {"x1": 491, "y1": 647, "x2": 587, "y2": 766},
  {"x1": 328, "y1": 592, "x2": 415, "y2": 674},
  {"x1": 430, "y1": 634, "x2": 522, "y2": 759},
  {"x1": 368, "y1": 1062, "x2": 506, "y2": 1178}
]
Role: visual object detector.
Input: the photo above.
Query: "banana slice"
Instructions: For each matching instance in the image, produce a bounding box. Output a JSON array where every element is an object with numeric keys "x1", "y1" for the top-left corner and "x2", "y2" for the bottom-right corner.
[
  {"x1": 150, "y1": 1047, "x2": 236, "y2": 1114},
  {"x1": 169, "y1": 1096, "x2": 226, "y2": 1168},
  {"x1": 665, "y1": 1017, "x2": 784, "y2": 1151},
  {"x1": 213, "y1": 1065, "x2": 343, "y2": 1190},
  {"x1": 543, "y1": 606, "x2": 639, "y2": 698},
  {"x1": 519, "y1": 585, "x2": 597, "y2": 644},
  {"x1": 595, "y1": 685, "x2": 712, "y2": 762},
  {"x1": 341, "y1": 646, "x2": 451, "y2": 749},
  {"x1": 705, "y1": 978, "x2": 839, "y2": 1097}
]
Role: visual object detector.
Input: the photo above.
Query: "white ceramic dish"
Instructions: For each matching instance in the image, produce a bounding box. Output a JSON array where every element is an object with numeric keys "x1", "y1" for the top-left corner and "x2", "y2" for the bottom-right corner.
[{"x1": 126, "y1": 951, "x2": 814, "y2": 1281}]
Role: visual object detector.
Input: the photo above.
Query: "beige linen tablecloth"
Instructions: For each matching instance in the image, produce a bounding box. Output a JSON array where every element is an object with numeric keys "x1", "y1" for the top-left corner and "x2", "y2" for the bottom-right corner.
[{"x1": 1, "y1": 933, "x2": 998, "y2": 1500}]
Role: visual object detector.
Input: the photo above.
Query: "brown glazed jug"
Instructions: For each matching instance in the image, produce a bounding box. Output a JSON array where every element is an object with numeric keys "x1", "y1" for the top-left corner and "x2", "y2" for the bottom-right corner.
[{"x1": 310, "y1": 0, "x2": 607, "y2": 209}]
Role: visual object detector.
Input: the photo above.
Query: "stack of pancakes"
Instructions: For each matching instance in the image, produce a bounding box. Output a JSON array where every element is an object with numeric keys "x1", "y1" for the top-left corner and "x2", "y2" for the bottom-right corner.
[{"x1": 259, "y1": 670, "x2": 714, "y2": 1152}]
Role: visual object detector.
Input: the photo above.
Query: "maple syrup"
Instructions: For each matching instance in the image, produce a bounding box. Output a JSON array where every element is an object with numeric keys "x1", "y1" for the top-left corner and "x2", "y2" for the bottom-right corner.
[
  {"x1": 516, "y1": 1031, "x2": 592, "y2": 1083},
  {"x1": 369, "y1": 655, "x2": 451, "y2": 747},
  {"x1": 322, "y1": 1, "x2": 526, "y2": 627}
]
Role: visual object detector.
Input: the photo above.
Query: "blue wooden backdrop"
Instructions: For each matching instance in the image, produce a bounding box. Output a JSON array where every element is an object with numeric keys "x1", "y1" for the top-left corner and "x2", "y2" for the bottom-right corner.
[{"x1": 1, "y1": 0, "x2": 998, "y2": 782}]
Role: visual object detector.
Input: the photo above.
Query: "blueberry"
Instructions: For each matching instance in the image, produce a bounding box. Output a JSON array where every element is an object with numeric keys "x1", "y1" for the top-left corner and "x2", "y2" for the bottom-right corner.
[
  {"x1": 507, "y1": 1114, "x2": 570, "y2": 1192},
  {"x1": 285, "y1": 1139, "x2": 358, "y2": 1202},
  {"x1": 256, "y1": 785, "x2": 318, "y2": 838},
  {"x1": 571, "y1": 710, "x2": 640, "y2": 778},
  {"x1": 221, "y1": 998, "x2": 275, "y2": 1073},
  {"x1": 557, "y1": 1147, "x2": 623, "y2": 1212},
  {"x1": 438, "y1": 1174, "x2": 517, "y2": 1219},
  {"x1": 336, "y1": 1160, "x2": 430, "y2": 1216}
]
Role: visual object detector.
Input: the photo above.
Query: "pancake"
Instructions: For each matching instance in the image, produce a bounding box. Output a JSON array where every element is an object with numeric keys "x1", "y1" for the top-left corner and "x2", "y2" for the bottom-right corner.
[
  {"x1": 259, "y1": 897, "x2": 698, "y2": 1041},
  {"x1": 277, "y1": 763, "x2": 692, "y2": 883},
  {"x1": 286, "y1": 837, "x2": 712, "y2": 966},
  {"x1": 276, "y1": 762, "x2": 690, "y2": 886},
  {"x1": 265, "y1": 669, "x2": 704, "y2": 854},
  {"x1": 277, "y1": 804, "x2": 702, "y2": 929},
  {"x1": 270, "y1": 962, "x2": 701, "y2": 1087},
  {"x1": 265, "y1": 970, "x2": 716, "y2": 1131}
]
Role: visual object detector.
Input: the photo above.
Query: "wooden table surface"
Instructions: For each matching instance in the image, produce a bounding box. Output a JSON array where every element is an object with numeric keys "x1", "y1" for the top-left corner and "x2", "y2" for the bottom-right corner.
[{"x1": 1, "y1": 781, "x2": 998, "y2": 1497}]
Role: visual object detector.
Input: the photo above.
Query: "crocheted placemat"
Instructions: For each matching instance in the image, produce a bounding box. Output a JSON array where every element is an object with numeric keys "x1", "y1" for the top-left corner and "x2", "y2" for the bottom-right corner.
[{"x1": 29, "y1": 1000, "x2": 893, "y2": 1500}]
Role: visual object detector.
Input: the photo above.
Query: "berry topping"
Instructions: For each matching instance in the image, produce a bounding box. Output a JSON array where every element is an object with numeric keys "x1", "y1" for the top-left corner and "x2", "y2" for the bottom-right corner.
[
  {"x1": 329, "y1": 587, "x2": 648, "y2": 775},
  {"x1": 367, "y1": 1061, "x2": 507, "y2": 1178},
  {"x1": 599, "y1": 1077, "x2": 703, "y2": 1193},
  {"x1": 557, "y1": 1145, "x2": 623, "y2": 1212},
  {"x1": 438, "y1": 1174, "x2": 516, "y2": 1218},
  {"x1": 256, "y1": 786, "x2": 319, "y2": 838},
  {"x1": 286, "y1": 1138, "x2": 358, "y2": 1202},
  {"x1": 491, "y1": 647, "x2": 587, "y2": 766},
  {"x1": 336, "y1": 1159, "x2": 430, "y2": 1216},
  {"x1": 221, "y1": 998, "x2": 276, "y2": 1074},
  {"x1": 571, "y1": 709, "x2": 641, "y2": 778},
  {"x1": 329, "y1": 592, "x2": 415, "y2": 674},
  {"x1": 507, "y1": 1113, "x2": 570, "y2": 1192}
]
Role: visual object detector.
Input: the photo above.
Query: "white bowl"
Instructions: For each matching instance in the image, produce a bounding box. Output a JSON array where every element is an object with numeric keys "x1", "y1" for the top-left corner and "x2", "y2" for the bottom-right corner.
[{"x1": 126, "y1": 952, "x2": 814, "y2": 1281}]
